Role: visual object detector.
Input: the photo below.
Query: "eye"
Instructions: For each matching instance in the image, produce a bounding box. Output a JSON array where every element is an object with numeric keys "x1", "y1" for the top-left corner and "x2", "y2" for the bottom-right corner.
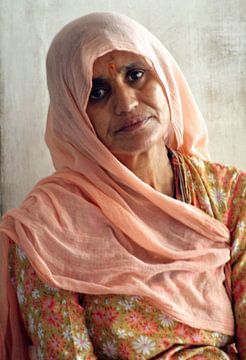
[
  {"x1": 89, "y1": 87, "x2": 109, "y2": 101},
  {"x1": 127, "y1": 69, "x2": 145, "y2": 82}
]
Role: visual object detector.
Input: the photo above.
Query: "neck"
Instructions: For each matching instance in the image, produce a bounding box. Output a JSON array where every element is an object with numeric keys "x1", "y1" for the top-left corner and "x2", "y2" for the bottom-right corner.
[{"x1": 114, "y1": 140, "x2": 174, "y2": 196}]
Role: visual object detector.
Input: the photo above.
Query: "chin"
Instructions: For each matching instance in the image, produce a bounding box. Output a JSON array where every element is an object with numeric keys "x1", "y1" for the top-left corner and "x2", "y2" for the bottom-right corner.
[
  {"x1": 109, "y1": 127, "x2": 166, "y2": 156},
  {"x1": 112, "y1": 139, "x2": 161, "y2": 158}
]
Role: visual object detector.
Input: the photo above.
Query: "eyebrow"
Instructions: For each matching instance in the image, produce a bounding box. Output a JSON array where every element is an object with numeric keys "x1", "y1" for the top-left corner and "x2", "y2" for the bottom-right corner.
[
  {"x1": 123, "y1": 61, "x2": 148, "y2": 72},
  {"x1": 92, "y1": 61, "x2": 148, "y2": 84}
]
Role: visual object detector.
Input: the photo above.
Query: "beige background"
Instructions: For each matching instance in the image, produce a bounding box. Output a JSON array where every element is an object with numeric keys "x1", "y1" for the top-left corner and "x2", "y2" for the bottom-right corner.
[{"x1": 1, "y1": 0, "x2": 246, "y2": 213}]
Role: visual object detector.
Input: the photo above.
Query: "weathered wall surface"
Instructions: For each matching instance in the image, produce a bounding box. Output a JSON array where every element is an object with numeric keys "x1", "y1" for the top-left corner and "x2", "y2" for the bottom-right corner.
[{"x1": 1, "y1": 0, "x2": 245, "y2": 211}]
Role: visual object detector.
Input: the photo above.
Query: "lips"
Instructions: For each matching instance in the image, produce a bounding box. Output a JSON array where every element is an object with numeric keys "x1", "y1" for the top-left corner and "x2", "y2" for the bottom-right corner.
[{"x1": 115, "y1": 116, "x2": 150, "y2": 133}]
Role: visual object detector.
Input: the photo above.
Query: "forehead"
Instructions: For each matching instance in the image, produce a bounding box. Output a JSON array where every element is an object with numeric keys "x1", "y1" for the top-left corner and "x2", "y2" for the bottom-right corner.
[{"x1": 92, "y1": 50, "x2": 149, "y2": 78}]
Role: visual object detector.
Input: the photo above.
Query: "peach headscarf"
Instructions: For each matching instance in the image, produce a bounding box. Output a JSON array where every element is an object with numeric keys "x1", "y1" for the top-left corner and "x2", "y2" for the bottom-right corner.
[{"x1": 0, "y1": 12, "x2": 234, "y2": 359}]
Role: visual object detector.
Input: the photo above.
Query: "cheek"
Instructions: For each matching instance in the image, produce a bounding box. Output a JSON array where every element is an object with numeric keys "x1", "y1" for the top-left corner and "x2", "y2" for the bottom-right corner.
[
  {"x1": 144, "y1": 82, "x2": 169, "y2": 113},
  {"x1": 151, "y1": 85, "x2": 170, "y2": 139},
  {"x1": 86, "y1": 107, "x2": 109, "y2": 140},
  {"x1": 154, "y1": 84, "x2": 169, "y2": 108},
  {"x1": 155, "y1": 87, "x2": 170, "y2": 121}
]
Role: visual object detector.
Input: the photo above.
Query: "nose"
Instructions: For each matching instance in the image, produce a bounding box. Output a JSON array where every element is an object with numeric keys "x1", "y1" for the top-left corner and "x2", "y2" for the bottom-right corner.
[{"x1": 113, "y1": 83, "x2": 138, "y2": 115}]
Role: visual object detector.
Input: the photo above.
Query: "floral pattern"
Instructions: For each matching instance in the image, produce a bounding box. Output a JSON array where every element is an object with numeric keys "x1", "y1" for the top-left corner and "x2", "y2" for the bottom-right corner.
[{"x1": 8, "y1": 151, "x2": 245, "y2": 359}]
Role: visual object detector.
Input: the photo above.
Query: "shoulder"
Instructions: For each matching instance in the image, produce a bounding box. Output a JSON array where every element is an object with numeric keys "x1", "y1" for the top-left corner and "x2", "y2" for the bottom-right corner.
[
  {"x1": 187, "y1": 154, "x2": 246, "y2": 227},
  {"x1": 182, "y1": 152, "x2": 245, "y2": 195},
  {"x1": 172, "y1": 150, "x2": 245, "y2": 224}
]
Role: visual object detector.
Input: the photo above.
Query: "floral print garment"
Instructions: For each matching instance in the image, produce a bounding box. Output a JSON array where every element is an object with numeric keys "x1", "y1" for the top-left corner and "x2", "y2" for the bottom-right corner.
[{"x1": 8, "y1": 152, "x2": 246, "y2": 359}]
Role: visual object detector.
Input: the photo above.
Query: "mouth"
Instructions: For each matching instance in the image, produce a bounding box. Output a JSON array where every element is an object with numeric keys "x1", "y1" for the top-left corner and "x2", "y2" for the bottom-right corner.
[{"x1": 115, "y1": 116, "x2": 150, "y2": 133}]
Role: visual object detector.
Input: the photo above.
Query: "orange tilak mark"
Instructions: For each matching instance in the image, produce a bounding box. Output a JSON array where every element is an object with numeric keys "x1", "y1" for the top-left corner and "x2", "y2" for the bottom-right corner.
[{"x1": 108, "y1": 63, "x2": 117, "y2": 71}]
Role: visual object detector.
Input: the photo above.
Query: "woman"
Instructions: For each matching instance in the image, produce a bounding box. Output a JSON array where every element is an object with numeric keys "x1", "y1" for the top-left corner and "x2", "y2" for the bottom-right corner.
[{"x1": 0, "y1": 12, "x2": 245, "y2": 359}]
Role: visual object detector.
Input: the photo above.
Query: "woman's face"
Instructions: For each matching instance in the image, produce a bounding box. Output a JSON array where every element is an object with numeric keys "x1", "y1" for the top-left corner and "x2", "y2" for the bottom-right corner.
[{"x1": 86, "y1": 50, "x2": 170, "y2": 158}]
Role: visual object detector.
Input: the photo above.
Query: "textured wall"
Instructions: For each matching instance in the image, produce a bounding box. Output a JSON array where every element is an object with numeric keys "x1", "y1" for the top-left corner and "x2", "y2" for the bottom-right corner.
[{"x1": 1, "y1": 0, "x2": 246, "y2": 212}]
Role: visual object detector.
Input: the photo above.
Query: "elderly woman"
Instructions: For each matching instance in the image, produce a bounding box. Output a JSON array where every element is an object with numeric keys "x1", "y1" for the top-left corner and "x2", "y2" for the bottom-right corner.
[{"x1": 0, "y1": 12, "x2": 245, "y2": 360}]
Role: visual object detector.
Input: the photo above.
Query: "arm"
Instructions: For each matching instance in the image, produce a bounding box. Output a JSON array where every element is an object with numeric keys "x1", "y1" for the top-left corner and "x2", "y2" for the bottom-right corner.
[
  {"x1": 228, "y1": 173, "x2": 246, "y2": 358},
  {"x1": 9, "y1": 243, "x2": 96, "y2": 359},
  {"x1": 183, "y1": 156, "x2": 245, "y2": 356}
]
